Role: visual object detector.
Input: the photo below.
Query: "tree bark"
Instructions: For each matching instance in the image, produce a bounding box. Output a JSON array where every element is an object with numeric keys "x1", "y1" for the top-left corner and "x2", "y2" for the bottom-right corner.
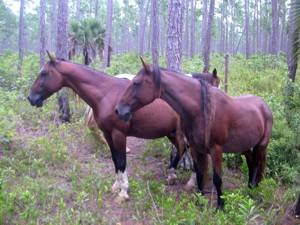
[
  {"x1": 189, "y1": 0, "x2": 195, "y2": 58},
  {"x1": 40, "y1": 0, "x2": 46, "y2": 68},
  {"x1": 244, "y1": 0, "x2": 250, "y2": 58},
  {"x1": 151, "y1": 0, "x2": 159, "y2": 66},
  {"x1": 18, "y1": 0, "x2": 25, "y2": 77},
  {"x1": 201, "y1": 0, "x2": 208, "y2": 52},
  {"x1": 103, "y1": 0, "x2": 113, "y2": 68},
  {"x1": 56, "y1": 0, "x2": 71, "y2": 123},
  {"x1": 271, "y1": 0, "x2": 281, "y2": 55},
  {"x1": 166, "y1": 0, "x2": 184, "y2": 71},
  {"x1": 202, "y1": 0, "x2": 215, "y2": 73}
]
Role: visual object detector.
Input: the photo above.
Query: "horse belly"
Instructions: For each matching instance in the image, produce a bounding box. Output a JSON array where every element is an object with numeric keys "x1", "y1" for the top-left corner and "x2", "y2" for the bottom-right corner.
[{"x1": 222, "y1": 128, "x2": 263, "y2": 153}]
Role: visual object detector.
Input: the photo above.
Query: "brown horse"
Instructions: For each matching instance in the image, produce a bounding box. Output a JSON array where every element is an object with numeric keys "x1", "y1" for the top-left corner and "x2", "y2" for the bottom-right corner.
[
  {"x1": 27, "y1": 52, "x2": 188, "y2": 203},
  {"x1": 115, "y1": 59, "x2": 273, "y2": 210},
  {"x1": 192, "y1": 68, "x2": 220, "y2": 89}
]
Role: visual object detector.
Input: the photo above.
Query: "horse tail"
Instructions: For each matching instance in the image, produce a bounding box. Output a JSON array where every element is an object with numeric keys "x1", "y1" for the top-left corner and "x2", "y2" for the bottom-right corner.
[{"x1": 199, "y1": 79, "x2": 215, "y2": 148}]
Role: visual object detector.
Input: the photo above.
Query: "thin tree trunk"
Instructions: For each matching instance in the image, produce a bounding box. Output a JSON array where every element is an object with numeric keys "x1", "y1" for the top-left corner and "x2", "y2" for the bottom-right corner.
[
  {"x1": 152, "y1": 0, "x2": 159, "y2": 66},
  {"x1": 18, "y1": 0, "x2": 25, "y2": 77},
  {"x1": 202, "y1": 0, "x2": 215, "y2": 72},
  {"x1": 95, "y1": 0, "x2": 99, "y2": 17},
  {"x1": 40, "y1": 0, "x2": 46, "y2": 68},
  {"x1": 201, "y1": 0, "x2": 208, "y2": 53},
  {"x1": 183, "y1": 0, "x2": 189, "y2": 56},
  {"x1": 103, "y1": 0, "x2": 113, "y2": 68},
  {"x1": 271, "y1": 0, "x2": 281, "y2": 55},
  {"x1": 190, "y1": 0, "x2": 195, "y2": 58},
  {"x1": 244, "y1": 0, "x2": 250, "y2": 58},
  {"x1": 56, "y1": 0, "x2": 70, "y2": 123}
]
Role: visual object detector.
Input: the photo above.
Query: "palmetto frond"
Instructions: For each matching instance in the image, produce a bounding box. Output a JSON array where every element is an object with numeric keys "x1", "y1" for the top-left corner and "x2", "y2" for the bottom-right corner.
[{"x1": 289, "y1": 0, "x2": 300, "y2": 56}]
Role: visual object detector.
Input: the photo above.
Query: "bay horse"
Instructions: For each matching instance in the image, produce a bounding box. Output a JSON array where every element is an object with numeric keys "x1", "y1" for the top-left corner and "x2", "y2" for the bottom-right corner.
[
  {"x1": 27, "y1": 52, "x2": 188, "y2": 203},
  {"x1": 115, "y1": 59, "x2": 273, "y2": 210}
]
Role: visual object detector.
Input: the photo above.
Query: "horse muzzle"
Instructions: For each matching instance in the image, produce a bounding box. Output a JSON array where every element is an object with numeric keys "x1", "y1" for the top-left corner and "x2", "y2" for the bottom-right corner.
[
  {"x1": 27, "y1": 93, "x2": 44, "y2": 107},
  {"x1": 115, "y1": 105, "x2": 131, "y2": 122}
]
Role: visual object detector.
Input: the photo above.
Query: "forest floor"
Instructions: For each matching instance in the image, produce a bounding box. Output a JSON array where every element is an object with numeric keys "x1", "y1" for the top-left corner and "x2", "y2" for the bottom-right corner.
[{"x1": 90, "y1": 136, "x2": 299, "y2": 225}]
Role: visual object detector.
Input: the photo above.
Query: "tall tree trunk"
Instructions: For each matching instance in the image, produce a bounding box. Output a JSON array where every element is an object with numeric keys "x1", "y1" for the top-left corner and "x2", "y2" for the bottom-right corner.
[
  {"x1": 183, "y1": 0, "x2": 189, "y2": 56},
  {"x1": 53, "y1": 0, "x2": 57, "y2": 52},
  {"x1": 190, "y1": 0, "x2": 195, "y2": 58},
  {"x1": 166, "y1": 0, "x2": 184, "y2": 71},
  {"x1": 244, "y1": 0, "x2": 250, "y2": 58},
  {"x1": 287, "y1": 0, "x2": 299, "y2": 82},
  {"x1": 18, "y1": 0, "x2": 25, "y2": 77},
  {"x1": 271, "y1": 0, "x2": 281, "y2": 55},
  {"x1": 56, "y1": 0, "x2": 70, "y2": 123},
  {"x1": 40, "y1": 0, "x2": 46, "y2": 68},
  {"x1": 201, "y1": 0, "x2": 208, "y2": 53},
  {"x1": 103, "y1": 0, "x2": 113, "y2": 68},
  {"x1": 151, "y1": 0, "x2": 159, "y2": 66},
  {"x1": 95, "y1": 0, "x2": 99, "y2": 17},
  {"x1": 76, "y1": 0, "x2": 81, "y2": 21},
  {"x1": 202, "y1": 0, "x2": 215, "y2": 72}
]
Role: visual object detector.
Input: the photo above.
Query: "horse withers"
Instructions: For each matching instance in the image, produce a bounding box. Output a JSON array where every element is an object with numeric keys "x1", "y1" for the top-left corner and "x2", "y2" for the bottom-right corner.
[
  {"x1": 27, "y1": 52, "x2": 188, "y2": 203},
  {"x1": 115, "y1": 58, "x2": 273, "y2": 210}
]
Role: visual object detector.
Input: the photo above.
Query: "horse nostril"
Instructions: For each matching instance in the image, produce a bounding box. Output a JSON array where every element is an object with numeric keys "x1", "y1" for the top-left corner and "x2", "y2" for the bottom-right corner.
[{"x1": 115, "y1": 108, "x2": 119, "y2": 116}]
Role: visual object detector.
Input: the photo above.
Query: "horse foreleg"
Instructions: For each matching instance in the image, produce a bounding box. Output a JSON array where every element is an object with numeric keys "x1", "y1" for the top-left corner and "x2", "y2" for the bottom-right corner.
[
  {"x1": 191, "y1": 148, "x2": 208, "y2": 195},
  {"x1": 108, "y1": 132, "x2": 129, "y2": 203},
  {"x1": 211, "y1": 145, "x2": 224, "y2": 210}
]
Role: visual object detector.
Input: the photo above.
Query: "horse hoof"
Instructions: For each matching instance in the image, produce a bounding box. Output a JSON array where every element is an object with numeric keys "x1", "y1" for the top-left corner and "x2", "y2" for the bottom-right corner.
[
  {"x1": 184, "y1": 183, "x2": 195, "y2": 191},
  {"x1": 167, "y1": 178, "x2": 176, "y2": 185},
  {"x1": 111, "y1": 185, "x2": 120, "y2": 193},
  {"x1": 115, "y1": 195, "x2": 129, "y2": 204}
]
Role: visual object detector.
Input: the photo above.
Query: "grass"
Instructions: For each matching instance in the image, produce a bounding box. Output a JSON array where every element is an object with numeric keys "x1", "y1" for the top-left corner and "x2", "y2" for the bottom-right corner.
[{"x1": 0, "y1": 52, "x2": 299, "y2": 224}]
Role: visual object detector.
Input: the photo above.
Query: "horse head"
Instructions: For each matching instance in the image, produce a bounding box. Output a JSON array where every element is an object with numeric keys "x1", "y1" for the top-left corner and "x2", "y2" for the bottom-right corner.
[
  {"x1": 27, "y1": 51, "x2": 64, "y2": 107},
  {"x1": 115, "y1": 58, "x2": 161, "y2": 122}
]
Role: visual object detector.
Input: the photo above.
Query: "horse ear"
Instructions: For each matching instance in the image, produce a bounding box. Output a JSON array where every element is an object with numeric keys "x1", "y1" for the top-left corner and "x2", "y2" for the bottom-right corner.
[
  {"x1": 140, "y1": 57, "x2": 151, "y2": 74},
  {"x1": 46, "y1": 50, "x2": 56, "y2": 62},
  {"x1": 213, "y1": 68, "x2": 217, "y2": 77}
]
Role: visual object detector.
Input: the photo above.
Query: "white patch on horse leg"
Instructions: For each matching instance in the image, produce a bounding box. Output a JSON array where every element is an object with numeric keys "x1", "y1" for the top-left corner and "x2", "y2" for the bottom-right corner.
[
  {"x1": 115, "y1": 170, "x2": 129, "y2": 203},
  {"x1": 111, "y1": 173, "x2": 121, "y2": 193},
  {"x1": 167, "y1": 168, "x2": 177, "y2": 185},
  {"x1": 184, "y1": 172, "x2": 196, "y2": 191}
]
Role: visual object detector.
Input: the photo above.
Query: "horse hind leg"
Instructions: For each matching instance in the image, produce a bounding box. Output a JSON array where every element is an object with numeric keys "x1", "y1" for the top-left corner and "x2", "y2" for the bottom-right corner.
[{"x1": 243, "y1": 150, "x2": 255, "y2": 188}]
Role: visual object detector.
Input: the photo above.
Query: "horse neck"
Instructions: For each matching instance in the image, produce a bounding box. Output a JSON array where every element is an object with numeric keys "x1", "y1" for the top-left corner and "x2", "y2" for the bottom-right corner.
[
  {"x1": 160, "y1": 70, "x2": 201, "y2": 119},
  {"x1": 160, "y1": 69, "x2": 215, "y2": 148},
  {"x1": 60, "y1": 61, "x2": 118, "y2": 108}
]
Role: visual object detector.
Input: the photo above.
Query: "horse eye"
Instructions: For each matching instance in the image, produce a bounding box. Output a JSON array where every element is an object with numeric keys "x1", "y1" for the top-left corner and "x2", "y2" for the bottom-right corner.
[
  {"x1": 40, "y1": 71, "x2": 48, "y2": 77},
  {"x1": 133, "y1": 81, "x2": 141, "y2": 90}
]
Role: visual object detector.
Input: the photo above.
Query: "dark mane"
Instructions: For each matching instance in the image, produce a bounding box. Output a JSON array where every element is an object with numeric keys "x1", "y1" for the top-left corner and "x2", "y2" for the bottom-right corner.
[{"x1": 198, "y1": 79, "x2": 215, "y2": 148}]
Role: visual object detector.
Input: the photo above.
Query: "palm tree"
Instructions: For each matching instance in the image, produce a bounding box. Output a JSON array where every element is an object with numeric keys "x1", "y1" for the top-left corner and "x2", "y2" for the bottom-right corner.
[
  {"x1": 287, "y1": 0, "x2": 300, "y2": 82},
  {"x1": 69, "y1": 18, "x2": 105, "y2": 65}
]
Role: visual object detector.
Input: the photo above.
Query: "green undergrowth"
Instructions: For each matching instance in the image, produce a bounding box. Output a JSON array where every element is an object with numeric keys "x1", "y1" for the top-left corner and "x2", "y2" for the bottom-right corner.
[{"x1": 0, "y1": 52, "x2": 299, "y2": 224}]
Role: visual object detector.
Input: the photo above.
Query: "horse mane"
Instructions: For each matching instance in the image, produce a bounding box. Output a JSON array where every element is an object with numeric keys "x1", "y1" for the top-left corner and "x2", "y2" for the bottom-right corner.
[
  {"x1": 154, "y1": 66, "x2": 215, "y2": 148},
  {"x1": 198, "y1": 79, "x2": 215, "y2": 148}
]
